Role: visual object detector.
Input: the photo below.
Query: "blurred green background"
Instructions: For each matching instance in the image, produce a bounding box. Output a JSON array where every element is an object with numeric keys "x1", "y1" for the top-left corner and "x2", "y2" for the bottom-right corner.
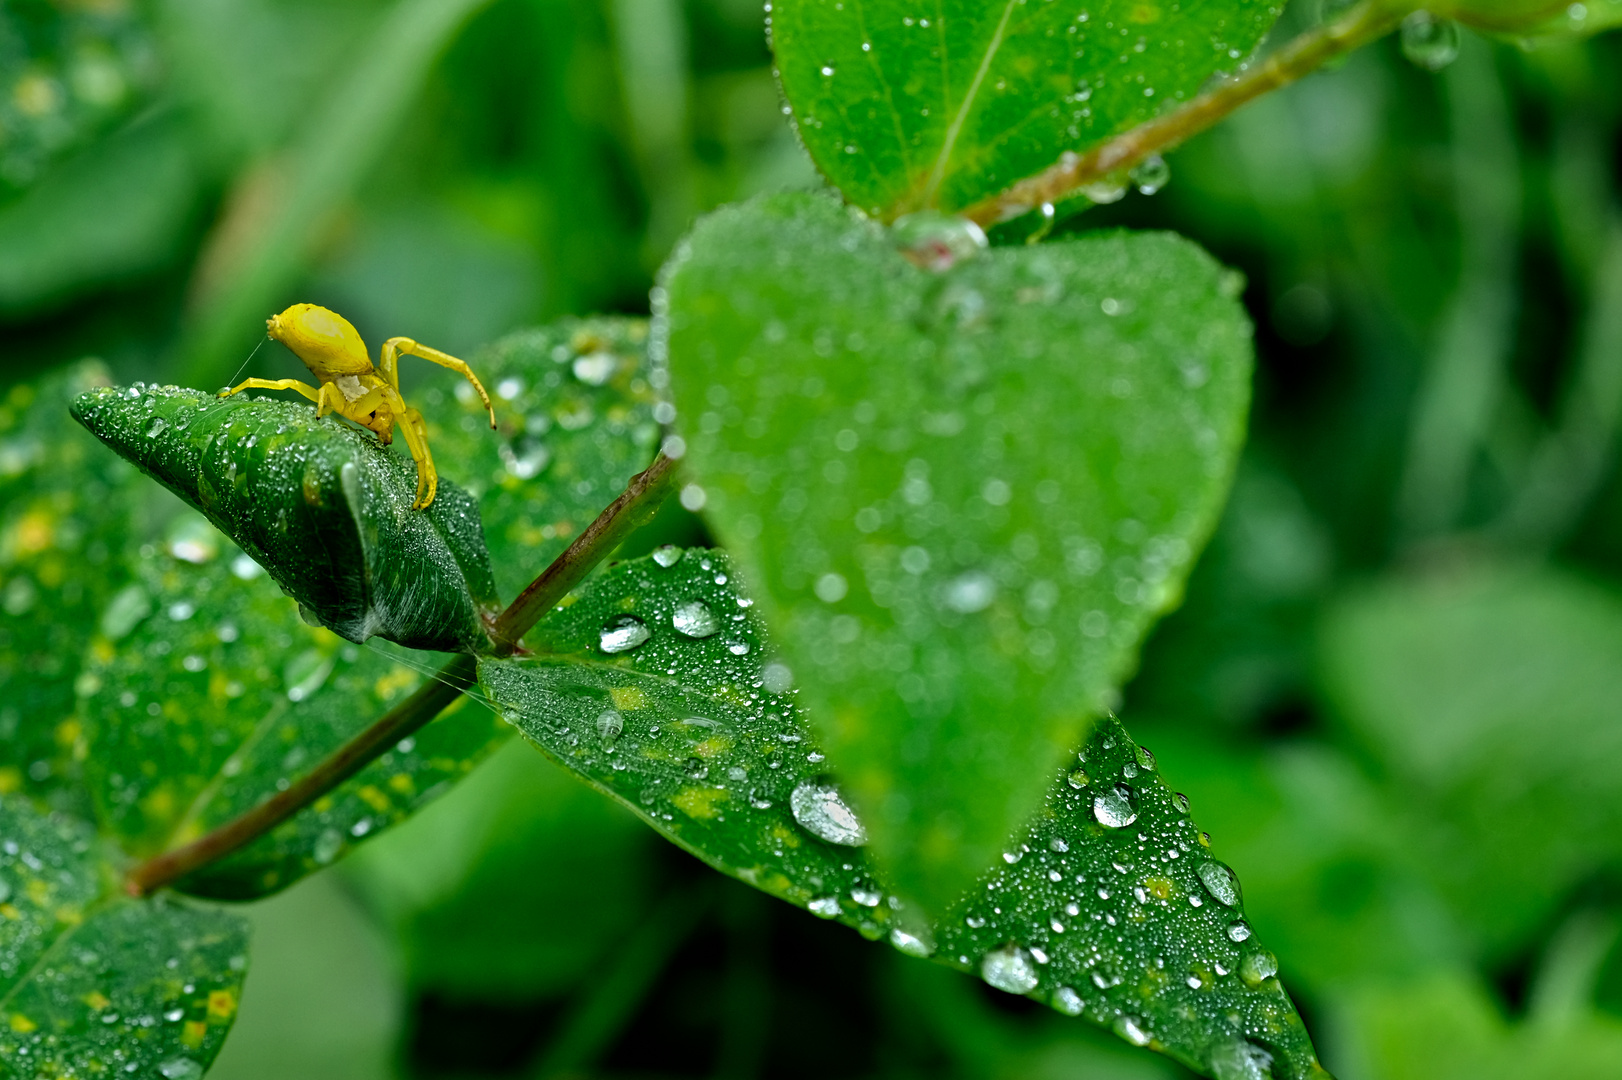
[{"x1": 5, "y1": 1, "x2": 1622, "y2": 1076}]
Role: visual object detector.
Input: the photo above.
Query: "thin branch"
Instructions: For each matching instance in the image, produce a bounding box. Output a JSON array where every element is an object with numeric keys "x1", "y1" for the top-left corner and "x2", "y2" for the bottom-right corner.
[
  {"x1": 491, "y1": 451, "x2": 679, "y2": 651},
  {"x1": 125, "y1": 451, "x2": 680, "y2": 896},
  {"x1": 961, "y1": 0, "x2": 1409, "y2": 227},
  {"x1": 125, "y1": 654, "x2": 476, "y2": 896}
]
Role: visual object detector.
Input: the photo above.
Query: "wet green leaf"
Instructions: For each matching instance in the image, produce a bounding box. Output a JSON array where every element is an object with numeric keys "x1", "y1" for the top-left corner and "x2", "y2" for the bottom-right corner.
[
  {"x1": 418, "y1": 316, "x2": 662, "y2": 602},
  {"x1": 1319, "y1": 564, "x2": 1622, "y2": 955},
  {"x1": 0, "y1": 795, "x2": 249, "y2": 1078},
  {"x1": 658, "y1": 192, "x2": 1252, "y2": 909},
  {"x1": 481, "y1": 550, "x2": 1328, "y2": 1079},
  {"x1": 70, "y1": 383, "x2": 500, "y2": 654},
  {"x1": 76, "y1": 531, "x2": 512, "y2": 899},
  {"x1": 0, "y1": 0, "x2": 161, "y2": 193},
  {"x1": 0, "y1": 361, "x2": 156, "y2": 809},
  {"x1": 770, "y1": 0, "x2": 1283, "y2": 216}
]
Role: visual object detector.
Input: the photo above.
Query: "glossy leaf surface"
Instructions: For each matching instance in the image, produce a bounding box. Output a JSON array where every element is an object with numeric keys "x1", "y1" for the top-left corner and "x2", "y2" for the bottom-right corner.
[
  {"x1": 0, "y1": 362, "x2": 152, "y2": 808},
  {"x1": 770, "y1": 0, "x2": 1283, "y2": 216},
  {"x1": 77, "y1": 527, "x2": 512, "y2": 899},
  {"x1": 481, "y1": 550, "x2": 1326, "y2": 1079},
  {"x1": 658, "y1": 192, "x2": 1252, "y2": 909},
  {"x1": 0, "y1": 796, "x2": 248, "y2": 1077},
  {"x1": 70, "y1": 384, "x2": 499, "y2": 653},
  {"x1": 416, "y1": 316, "x2": 662, "y2": 602}
]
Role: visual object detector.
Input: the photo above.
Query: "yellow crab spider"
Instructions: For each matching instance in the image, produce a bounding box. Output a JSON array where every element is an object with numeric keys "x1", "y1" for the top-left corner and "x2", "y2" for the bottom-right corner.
[{"x1": 220, "y1": 303, "x2": 497, "y2": 510}]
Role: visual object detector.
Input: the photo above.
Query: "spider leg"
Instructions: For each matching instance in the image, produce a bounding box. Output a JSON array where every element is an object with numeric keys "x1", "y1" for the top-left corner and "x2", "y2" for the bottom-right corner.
[
  {"x1": 378, "y1": 385, "x2": 438, "y2": 509},
  {"x1": 381, "y1": 337, "x2": 497, "y2": 429},
  {"x1": 220, "y1": 377, "x2": 323, "y2": 405}
]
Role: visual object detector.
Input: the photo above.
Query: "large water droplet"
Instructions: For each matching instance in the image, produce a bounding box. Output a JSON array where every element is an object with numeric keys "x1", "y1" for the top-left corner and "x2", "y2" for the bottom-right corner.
[
  {"x1": 672, "y1": 600, "x2": 720, "y2": 638},
  {"x1": 1093, "y1": 783, "x2": 1137, "y2": 828},
  {"x1": 1052, "y1": 986, "x2": 1084, "y2": 1015},
  {"x1": 596, "y1": 709, "x2": 624, "y2": 741},
  {"x1": 892, "y1": 211, "x2": 989, "y2": 271},
  {"x1": 1400, "y1": 11, "x2": 1459, "y2": 71},
  {"x1": 652, "y1": 545, "x2": 683, "y2": 567},
  {"x1": 158, "y1": 1059, "x2": 204, "y2": 1080},
  {"x1": 1228, "y1": 920, "x2": 1252, "y2": 942},
  {"x1": 980, "y1": 945, "x2": 1040, "y2": 994},
  {"x1": 1239, "y1": 950, "x2": 1279, "y2": 986},
  {"x1": 1198, "y1": 861, "x2": 1242, "y2": 907},
  {"x1": 889, "y1": 924, "x2": 935, "y2": 957},
  {"x1": 600, "y1": 615, "x2": 651, "y2": 653},
  {"x1": 1210, "y1": 1038, "x2": 1275, "y2": 1080},
  {"x1": 808, "y1": 896, "x2": 841, "y2": 918},
  {"x1": 944, "y1": 571, "x2": 996, "y2": 613},
  {"x1": 790, "y1": 779, "x2": 868, "y2": 845},
  {"x1": 145, "y1": 417, "x2": 168, "y2": 438},
  {"x1": 313, "y1": 828, "x2": 342, "y2": 865},
  {"x1": 1113, "y1": 1015, "x2": 1151, "y2": 1046},
  {"x1": 1130, "y1": 155, "x2": 1170, "y2": 195}
]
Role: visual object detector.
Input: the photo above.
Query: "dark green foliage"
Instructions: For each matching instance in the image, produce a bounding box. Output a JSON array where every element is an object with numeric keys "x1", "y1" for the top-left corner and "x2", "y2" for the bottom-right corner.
[
  {"x1": 659, "y1": 191, "x2": 1252, "y2": 910},
  {"x1": 70, "y1": 384, "x2": 500, "y2": 654},
  {"x1": 771, "y1": 0, "x2": 1283, "y2": 215}
]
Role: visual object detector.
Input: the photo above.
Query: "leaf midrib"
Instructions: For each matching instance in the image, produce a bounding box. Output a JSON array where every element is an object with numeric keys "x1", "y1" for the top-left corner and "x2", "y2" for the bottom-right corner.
[{"x1": 913, "y1": 0, "x2": 1020, "y2": 211}]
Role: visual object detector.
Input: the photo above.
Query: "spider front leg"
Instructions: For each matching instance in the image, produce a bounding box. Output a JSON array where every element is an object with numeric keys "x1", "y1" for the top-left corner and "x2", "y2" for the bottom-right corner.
[
  {"x1": 380, "y1": 337, "x2": 497, "y2": 429},
  {"x1": 219, "y1": 377, "x2": 324, "y2": 405},
  {"x1": 377, "y1": 386, "x2": 439, "y2": 509}
]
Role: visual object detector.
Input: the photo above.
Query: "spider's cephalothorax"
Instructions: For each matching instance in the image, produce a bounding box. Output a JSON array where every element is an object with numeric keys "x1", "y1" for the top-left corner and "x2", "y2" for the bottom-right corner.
[{"x1": 220, "y1": 304, "x2": 496, "y2": 509}]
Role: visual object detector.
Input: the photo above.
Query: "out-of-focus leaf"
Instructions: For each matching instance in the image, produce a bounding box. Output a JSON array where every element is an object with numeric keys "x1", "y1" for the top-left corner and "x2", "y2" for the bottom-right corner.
[
  {"x1": 1319, "y1": 564, "x2": 1622, "y2": 955},
  {"x1": 769, "y1": 0, "x2": 1283, "y2": 216},
  {"x1": 0, "y1": 117, "x2": 200, "y2": 317},
  {"x1": 1335, "y1": 972, "x2": 1622, "y2": 1080},
  {"x1": 0, "y1": 361, "x2": 152, "y2": 808},
  {"x1": 421, "y1": 316, "x2": 662, "y2": 601},
  {"x1": 70, "y1": 384, "x2": 499, "y2": 653},
  {"x1": 0, "y1": 795, "x2": 249, "y2": 1077},
  {"x1": 481, "y1": 551, "x2": 1329, "y2": 1079},
  {"x1": 1437, "y1": 0, "x2": 1622, "y2": 35},
  {"x1": 348, "y1": 738, "x2": 656, "y2": 999},
  {"x1": 76, "y1": 534, "x2": 512, "y2": 898},
  {"x1": 0, "y1": 0, "x2": 161, "y2": 191},
  {"x1": 659, "y1": 192, "x2": 1252, "y2": 910}
]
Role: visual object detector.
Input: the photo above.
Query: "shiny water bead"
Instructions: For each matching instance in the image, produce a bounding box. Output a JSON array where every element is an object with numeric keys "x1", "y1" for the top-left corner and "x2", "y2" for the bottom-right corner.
[
  {"x1": 1400, "y1": 11, "x2": 1459, "y2": 72},
  {"x1": 980, "y1": 944, "x2": 1040, "y2": 994},
  {"x1": 891, "y1": 211, "x2": 988, "y2": 271},
  {"x1": 1239, "y1": 950, "x2": 1279, "y2": 986},
  {"x1": 790, "y1": 779, "x2": 869, "y2": 845},
  {"x1": 599, "y1": 615, "x2": 651, "y2": 653}
]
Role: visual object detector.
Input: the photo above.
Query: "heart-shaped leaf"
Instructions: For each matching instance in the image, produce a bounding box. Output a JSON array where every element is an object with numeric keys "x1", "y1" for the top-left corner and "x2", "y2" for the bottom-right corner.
[
  {"x1": 76, "y1": 527, "x2": 513, "y2": 898},
  {"x1": 0, "y1": 796, "x2": 248, "y2": 1078},
  {"x1": 481, "y1": 550, "x2": 1329, "y2": 1079},
  {"x1": 70, "y1": 384, "x2": 499, "y2": 654},
  {"x1": 770, "y1": 0, "x2": 1283, "y2": 216},
  {"x1": 658, "y1": 192, "x2": 1252, "y2": 909}
]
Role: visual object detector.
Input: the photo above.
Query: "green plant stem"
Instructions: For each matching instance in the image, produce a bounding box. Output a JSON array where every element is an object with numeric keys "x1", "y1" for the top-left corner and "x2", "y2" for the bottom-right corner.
[
  {"x1": 960, "y1": 0, "x2": 1409, "y2": 227},
  {"x1": 124, "y1": 451, "x2": 679, "y2": 896}
]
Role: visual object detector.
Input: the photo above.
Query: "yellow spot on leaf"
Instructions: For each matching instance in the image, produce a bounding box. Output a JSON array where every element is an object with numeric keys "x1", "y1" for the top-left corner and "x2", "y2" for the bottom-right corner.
[
  {"x1": 207, "y1": 989, "x2": 237, "y2": 1022},
  {"x1": 0, "y1": 766, "x2": 19, "y2": 794},
  {"x1": 82, "y1": 991, "x2": 111, "y2": 1011},
  {"x1": 357, "y1": 785, "x2": 390, "y2": 814},
  {"x1": 15, "y1": 509, "x2": 53, "y2": 555},
  {"x1": 1144, "y1": 876, "x2": 1175, "y2": 900},
  {"x1": 770, "y1": 822, "x2": 800, "y2": 849},
  {"x1": 692, "y1": 735, "x2": 733, "y2": 759},
  {"x1": 1128, "y1": 3, "x2": 1162, "y2": 22},
  {"x1": 609, "y1": 686, "x2": 648, "y2": 710},
  {"x1": 0, "y1": 904, "x2": 20, "y2": 920},
  {"x1": 55, "y1": 718, "x2": 80, "y2": 748},
  {"x1": 388, "y1": 773, "x2": 415, "y2": 796},
  {"x1": 182, "y1": 1020, "x2": 208, "y2": 1048},
  {"x1": 9, "y1": 1013, "x2": 36, "y2": 1033},
  {"x1": 672, "y1": 786, "x2": 728, "y2": 820}
]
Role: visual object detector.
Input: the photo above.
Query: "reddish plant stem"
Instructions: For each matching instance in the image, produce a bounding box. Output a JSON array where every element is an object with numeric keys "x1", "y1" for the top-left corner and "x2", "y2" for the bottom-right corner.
[{"x1": 961, "y1": 0, "x2": 1409, "y2": 228}]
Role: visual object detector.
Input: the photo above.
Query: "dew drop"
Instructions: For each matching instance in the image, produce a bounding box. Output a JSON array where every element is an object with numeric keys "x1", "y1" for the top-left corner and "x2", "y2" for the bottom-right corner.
[
  {"x1": 672, "y1": 600, "x2": 720, "y2": 638},
  {"x1": 1052, "y1": 986, "x2": 1084, "y2": 1015},
  {"x1": 600, "y1": 615, "x2": 651, "y2": 653},
  {"x1": 596, "y1": 709, "x2": 624, "y2": 741},
  {"x1": 808, "y1": 896, "x2": 841, "y2": 918},
  {"x1": 1067, "y1": 767, "x2": 1089, "y2": 789},
  {"x1": 313, "y1": 828, "x2": 342, "y2": 865},
  {"x1": 1210, "y1": 1038, "x2": 1275, "y2": 1080},
  {"x1": 652, "y1": 545, "x2": 683, "y2": 567},
  {"x1": 790, "y1": 779, "x2": 868, "y2": 845},
  {"x1": 980, "y1": 945, "x2": 1040, "y2": 994},
  {"x1": 1093, "y1": 783, "x2": 1137, "y2": 828},
  {"x1": 1172, "y1": 791, "x2": 1190, "y2": 813},
  {"x1": 1135, "y1": 744, "x2": 1156, "y2": 771},
  {"x1": 1400, "y1": 10, "x2": 1459, "y2": 71},
  {"x1": 851, "y1": 887, "x2": 882, "y2": 907},
  {"x1": 892, "y1": 211, "x2": 989, "y2": 271},
  {"x1": 890, "y1": 925, "x2": 935, "y2": 957},
  {"x1": 1114, "y1": 1015, "x2": 1151, "y2": 1046},
  {"x1": 727, "y1": 640, "x2": 751, "y2": 656},
  {"x1": 943, "y1": 571, "x2": 996, "y2": 613},
  {"x1": 1239, "y1": 950, "x2": 1279, "y2": 986},
  {"x1": 158, "y1": 1059, "x2": 203, "y2": 1080},
  {"x1": 572, "y1": 351, "x2": 617, "y2": 385},
  {"x1": 1227, "y1": 920, "x2": 1252, "y2": 943},
  {"x1": 1130, "y1": 154, "x2": 1170, "y2": 195},
  {"x1": 145, "y1": 417, "x2": 168, "y2": 438},
  {"x1": 1198, "y1": 861, "x2": 1242, "y2": 907}
]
